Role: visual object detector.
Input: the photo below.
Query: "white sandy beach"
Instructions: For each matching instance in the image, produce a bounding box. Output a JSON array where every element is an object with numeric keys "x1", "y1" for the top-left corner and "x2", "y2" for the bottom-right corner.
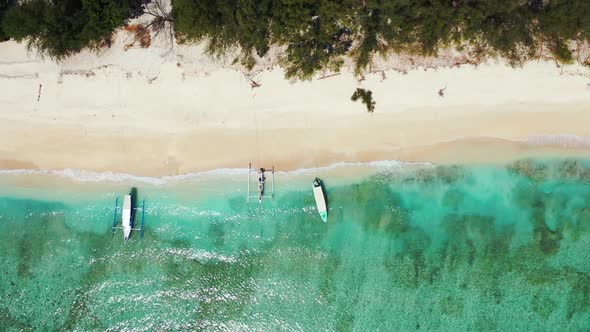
[{"x1": 1, "y1": 29, "x2": 590, "y2": 176}]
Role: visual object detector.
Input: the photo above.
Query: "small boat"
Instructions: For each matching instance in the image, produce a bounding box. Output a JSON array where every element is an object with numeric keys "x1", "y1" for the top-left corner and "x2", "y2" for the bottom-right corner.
[
  {"x1": 313, "y1": 178, "x2": 327, "y2": 222},
  {"x1": 257, "y1": 168, "x2": 265, "y2": 203},
  {"x1": 111, "y1": 188, "x2": 145, "y2": 242},
  {"x1": 121, "y1": 195, "x2": 133, "y2": 241},
  {"x1": 247, "y1": 163, "x2": 275, "y2": 203}
]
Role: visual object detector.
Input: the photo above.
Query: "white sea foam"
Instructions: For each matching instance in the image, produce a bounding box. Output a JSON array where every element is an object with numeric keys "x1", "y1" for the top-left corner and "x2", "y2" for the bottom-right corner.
[
  {"x1": 432, "y1": 134, "x2": 590, "y2": 149},
  {"x1": 0, "y1": 167, "x2": 246, "y2": 185},
  {"x1": 276, "y1": 160, "x2": 432, "y2": 175},
  {"x1": 0, "y1": 160, "x2": 431, "y2": 185},
  {"x1": 525, "y1": 134, "x2": 590, "y2": 148}
]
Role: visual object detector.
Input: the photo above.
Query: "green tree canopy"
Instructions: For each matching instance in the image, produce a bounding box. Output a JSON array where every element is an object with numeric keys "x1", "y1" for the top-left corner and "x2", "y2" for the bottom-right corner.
[
  {"x1": 2, "y1": 0, "x2": 588, "y2": 78},
  {"x1": 172, "y1": 0, "x2": 590, "y2": 80},
  {"x1": 0, "y1": 0, "x2": 15, "y2": 41},
  {"x1": 2, "y1": 0, "x2": 140, "y2": 58}
]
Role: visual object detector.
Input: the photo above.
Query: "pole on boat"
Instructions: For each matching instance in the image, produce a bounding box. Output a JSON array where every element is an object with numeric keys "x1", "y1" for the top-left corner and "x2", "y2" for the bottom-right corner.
[
  {"x1": 247, "y1": 163, "x2": 251, "y2": 202},
  {"x1": 140, "y1": 199, "x2": 145, "y2": 239},
  {"x1": 111, "y1": 196, "x2": 118, "y2": 236},
  {"x1": 272, "y1": 166, "x2": 275, "y2": 199}
]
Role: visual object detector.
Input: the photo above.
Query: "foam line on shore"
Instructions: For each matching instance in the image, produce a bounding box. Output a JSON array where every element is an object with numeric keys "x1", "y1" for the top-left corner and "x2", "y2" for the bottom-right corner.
[
  {"x1": 0, "y1": 160, "x2": 432, "y2": 185},
  {"x1": 525, "y1": 134, "x2": 590, "y2": 148},
  {"x1": 434, "y1": 134, "x2": 590, "y2": 148}
]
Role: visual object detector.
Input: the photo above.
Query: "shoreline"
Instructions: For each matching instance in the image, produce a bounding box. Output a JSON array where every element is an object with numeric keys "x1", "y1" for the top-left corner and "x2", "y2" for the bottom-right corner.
[
  {"x1": 1, "y1": 134, "x2": 590, "y2": 178},
  {"x1": 1, "y1": 103, "x2": 590, "y2": 176},
  {"x1": 0, "y1": 148, "x2": 589, "y2": 209}
]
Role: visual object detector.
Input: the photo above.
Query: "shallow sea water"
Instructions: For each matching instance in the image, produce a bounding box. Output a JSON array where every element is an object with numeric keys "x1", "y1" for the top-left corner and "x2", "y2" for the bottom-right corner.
[{"x1": 0, "y1": 159, "x2": 589, "y2": 331}]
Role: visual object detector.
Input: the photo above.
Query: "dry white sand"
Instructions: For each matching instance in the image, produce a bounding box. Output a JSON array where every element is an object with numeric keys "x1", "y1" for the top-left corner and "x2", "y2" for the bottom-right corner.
[{"x1": 1, "y1": 30, "x2": 590, "y2": 176}]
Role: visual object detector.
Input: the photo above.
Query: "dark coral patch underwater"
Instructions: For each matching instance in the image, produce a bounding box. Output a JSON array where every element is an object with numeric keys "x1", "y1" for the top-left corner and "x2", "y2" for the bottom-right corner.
[{"x1": 0, "y1": 159, "x2": 589, "y2": 330}]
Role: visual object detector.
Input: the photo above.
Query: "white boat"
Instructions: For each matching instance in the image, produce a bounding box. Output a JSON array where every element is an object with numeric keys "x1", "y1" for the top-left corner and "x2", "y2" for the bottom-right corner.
[
  {"x1": 313, "y1": 178, "x2": 327, "y2": 222},
  {"x1": 111, "y1": 189, "x2": 145, "y2": 242},
  {"x1": 247, "y1": 163, "x2": 275, "y2": 203},
  {"x1": 122, "y1": 194, "x2": 133, "y2": 241}
]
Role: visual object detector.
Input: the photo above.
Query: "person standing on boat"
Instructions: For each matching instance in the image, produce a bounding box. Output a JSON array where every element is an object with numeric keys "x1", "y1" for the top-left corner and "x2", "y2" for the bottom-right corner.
[
  {"x1": 257, "y1": 168, "x2": 265, "y2": 201},
  {"x1": 258, "y1": 168, "x2": 265, "y2": 182}
]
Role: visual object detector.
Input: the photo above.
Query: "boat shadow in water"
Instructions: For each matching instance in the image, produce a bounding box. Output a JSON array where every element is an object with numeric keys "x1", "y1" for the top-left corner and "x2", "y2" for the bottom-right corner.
[
  {"x1": 318, "y1": 179, "x2": 329, "y2": 210},
  {"x1": 129, "y1": 187, "x2": 138, "y2": 226}
]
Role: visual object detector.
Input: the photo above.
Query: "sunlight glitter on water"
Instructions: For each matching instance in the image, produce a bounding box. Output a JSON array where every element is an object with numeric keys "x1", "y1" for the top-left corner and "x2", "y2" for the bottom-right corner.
[{"x1": 0, "y1": 158, "x2": 589, "y2": 330}]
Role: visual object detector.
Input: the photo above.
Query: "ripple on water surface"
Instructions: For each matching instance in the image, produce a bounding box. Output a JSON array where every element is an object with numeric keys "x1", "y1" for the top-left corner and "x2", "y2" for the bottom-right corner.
[{"x1": 0, "y1": 158, "x2": 589, "y2": 330}]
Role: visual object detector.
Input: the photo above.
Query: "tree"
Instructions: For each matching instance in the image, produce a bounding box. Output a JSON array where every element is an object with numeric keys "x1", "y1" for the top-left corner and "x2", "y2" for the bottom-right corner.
[
  {"x1": 144, "y1": 0, "x2": 174, "y2": 46},
  {"x1": 0, "y1": 0, "x2": 15, "y2": 41},
  {"x1": 171, "y1": 0, "x2": 590, "y2": 80},
  {"x1": 4, "y1": 0, "x2": 588, "y2": 76},
  {"x1": 351, "y1": 88, "x2": 375, "y2": 113},
  {"x1": 2, "y1": 0, "x2": 140, "y2": 58}
]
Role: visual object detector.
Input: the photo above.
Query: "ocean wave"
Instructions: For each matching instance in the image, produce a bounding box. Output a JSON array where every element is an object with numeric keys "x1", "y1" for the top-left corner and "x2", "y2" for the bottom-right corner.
[
  {"x1": 274, "y1": 160, "x2": 431, "y2": 175},
  {"x1": 525, "y1": 134, "x2": 590, "y2": 148},
  {"x1": 0, "y1": 167, "x2": 247, "y2": 185},
  {"x1": 0, "y1": 160, "x2": 429, "y2": 185}
]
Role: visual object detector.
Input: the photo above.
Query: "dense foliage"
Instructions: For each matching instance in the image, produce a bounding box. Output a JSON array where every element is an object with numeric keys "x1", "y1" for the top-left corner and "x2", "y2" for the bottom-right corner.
[
  {"x1": 172, "y1": 0, "x2": 590, "y2": 79},
  {"x1": 1, "y1": 0, "x2": 144, "y2": 58},
  {"x1": 0, "y1": 0, "x2": 14, "y2": 41},
  {"x1": 1, "y1": 1, "x2": 589, "y2": 79}
]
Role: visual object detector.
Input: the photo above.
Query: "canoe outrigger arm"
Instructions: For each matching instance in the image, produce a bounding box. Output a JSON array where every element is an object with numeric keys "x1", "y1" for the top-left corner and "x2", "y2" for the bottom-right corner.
[
  {"x1": 112, "y1": 195, "x2": 145, "y2": 241},
  {"x1": 247, "y1": 162, "x2": 275, "y2": 203}
]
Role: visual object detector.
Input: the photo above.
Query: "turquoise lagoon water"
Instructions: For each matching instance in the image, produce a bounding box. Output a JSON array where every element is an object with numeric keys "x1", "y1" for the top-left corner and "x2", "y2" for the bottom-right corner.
[{"x1": 0, "y1": 159, "x2": 589, "y2": 331}]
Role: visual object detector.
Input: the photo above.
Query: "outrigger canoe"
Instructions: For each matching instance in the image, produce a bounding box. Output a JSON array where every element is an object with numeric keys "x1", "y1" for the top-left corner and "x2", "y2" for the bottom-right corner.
[
  {"x1": 122, "y1": 194, "x2": 133, "y2": 241},
  {"x1": 313, "y1": 178, "x2": 327, "y2": 222},
  {"x1": 111, "y1": 188, "x2": 145, "y2": 242}
]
